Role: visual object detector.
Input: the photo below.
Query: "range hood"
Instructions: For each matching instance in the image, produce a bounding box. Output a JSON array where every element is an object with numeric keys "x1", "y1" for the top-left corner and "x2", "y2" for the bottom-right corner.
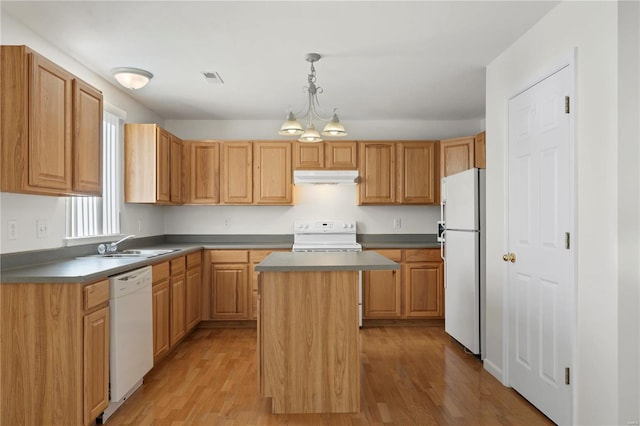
[{"x1": 293, "y1": 170, "x2": 358, "y2": 185}]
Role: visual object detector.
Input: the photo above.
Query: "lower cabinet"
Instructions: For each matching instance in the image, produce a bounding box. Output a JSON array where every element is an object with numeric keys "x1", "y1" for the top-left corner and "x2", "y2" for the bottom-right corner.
[
  {"x1": 170, "y1": 257, "x2": 187, "y2": 346},
  {"x1": 152, "y1": 262, "x2": 171, "y2": 363},
  {"x1": 207, "y1": 249, "x2": 285, "y2": 321},
  {"x1": 363, "y1": 248, "x2": 444, "y2": 320},
  {"x1": 151, "y1": 250, "x2": 202, "y2": 365},
  {"x1": 0, "y1": 279, "x2": 110, "y2": 426}
]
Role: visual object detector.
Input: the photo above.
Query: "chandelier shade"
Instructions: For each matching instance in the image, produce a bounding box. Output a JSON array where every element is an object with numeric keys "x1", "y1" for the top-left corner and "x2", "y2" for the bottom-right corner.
[{"x1": 280, "y1": 53, "x2": 347, "y2": 143}]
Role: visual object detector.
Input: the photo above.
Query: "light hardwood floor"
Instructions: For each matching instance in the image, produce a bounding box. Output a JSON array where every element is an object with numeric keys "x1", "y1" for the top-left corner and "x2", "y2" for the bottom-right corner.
[{"x1": 107, "y1": 326, "x2": 552, "y2": 425}]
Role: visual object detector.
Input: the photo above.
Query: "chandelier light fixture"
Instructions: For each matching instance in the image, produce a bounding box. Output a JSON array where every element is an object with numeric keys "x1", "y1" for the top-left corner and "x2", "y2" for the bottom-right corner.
[
  {"x1": 279, "y1": 53, "x2": 347, "y2": 143},
  {"x1": 111, "y1": 67, "x2": 154, "y2": 90}
]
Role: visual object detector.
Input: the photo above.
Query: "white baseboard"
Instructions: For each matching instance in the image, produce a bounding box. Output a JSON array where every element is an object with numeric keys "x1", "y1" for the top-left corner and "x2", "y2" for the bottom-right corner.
[{"x1": 483, "y1": 358, "x2": 506, "y2": 385}]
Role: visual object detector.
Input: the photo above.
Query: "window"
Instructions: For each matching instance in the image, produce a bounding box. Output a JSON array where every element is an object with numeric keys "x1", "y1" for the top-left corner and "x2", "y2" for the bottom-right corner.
[{"x1": 66, "y1": 110, "x2": 121, "y2": 238}]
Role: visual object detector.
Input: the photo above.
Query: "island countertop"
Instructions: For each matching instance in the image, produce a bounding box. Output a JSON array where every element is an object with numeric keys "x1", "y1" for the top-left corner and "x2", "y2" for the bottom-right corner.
[{"x1": 255, "y1": 251, "x2": 400, "y2": 272}]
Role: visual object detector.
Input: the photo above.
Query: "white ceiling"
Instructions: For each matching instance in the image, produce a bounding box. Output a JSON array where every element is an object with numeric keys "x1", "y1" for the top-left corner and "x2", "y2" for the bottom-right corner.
[{"x1": 1, "y1": 1, "x2": 558, "y2": 122}]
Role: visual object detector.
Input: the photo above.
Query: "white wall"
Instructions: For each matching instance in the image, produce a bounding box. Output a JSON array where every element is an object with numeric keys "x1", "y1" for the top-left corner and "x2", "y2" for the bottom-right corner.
[
  {"x1": 165, "y1": 185, "x2": 440, "y2": 235},
  {"x1": 0, "y1": 13, "x2": 165, "y2": 254},
  {"x1": 617, "y1": 1, "x2": 640, "y2": 423},
  {"x1": 486, "y1": 2, "x2": 627, "y2": 424}
]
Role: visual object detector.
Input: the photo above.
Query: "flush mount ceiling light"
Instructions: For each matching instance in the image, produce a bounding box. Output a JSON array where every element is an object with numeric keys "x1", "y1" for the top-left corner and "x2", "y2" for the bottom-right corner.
[
  {"x1": 111, "y1": 67, "x2": 153, "y2": 90},
  {"x1": 279, "y1": 53, "x2": 347, "y2": 143}
]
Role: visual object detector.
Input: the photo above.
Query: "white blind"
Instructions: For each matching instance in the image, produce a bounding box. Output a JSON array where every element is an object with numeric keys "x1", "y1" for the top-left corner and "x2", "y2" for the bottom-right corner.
[{"x1": 66, "y1": 110, "x2": 121, "y2": 238}]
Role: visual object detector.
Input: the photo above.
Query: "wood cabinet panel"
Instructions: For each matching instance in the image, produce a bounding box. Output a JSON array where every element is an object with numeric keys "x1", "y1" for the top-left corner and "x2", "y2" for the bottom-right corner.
[
  {"x1": 294, "y1": 142, "x2": 324, "y2": 169},
  {"x1": 156, "y1": 128, "x2": 171, "y2": 202},
  {"x1": 397, "y1": 142, "x2": 438, "y2": 204},
  {"x1": 83, "y1": 306, "x2": 109, "y2": 425},
  {"x1": 211, "y1": 264, "x2": 248, "y2": 319},
  {"x1": 221, "y1": 142, "x2": 253, "y2": 204},
  {"x1": 209, "y1": 250, "x2": 249, "y2": 263},
  {"x1": 72, "y1": 79, "x2": 102, "y2": 194},
  {"x1": 28, "y1": 51, "x2": 73, "y2": 191},
  {"x1": 325, "y1": 141, "x2": 357, "y2": 169},
  {"x1": 440, "y1": 136, "x2": 475, "y2": 178},
  {"x1": 170, "y1": 257, "x2": 187, "y2": 346},
  {"x1": 186, "y1": 260, "x2": 202, "y2": 332},
  {"x1": 152, "y1": 278, "x2": 170, "y2": 363},
  {"x1": 404, "y1": 262, "x2": 443, "y2": 318},
  {"x1": 183, "y1": 140, "x2": 220, "y2": 204},
  {"x1": 169, "y1": 133, "x2": 182, "y2": 204},
  {"x1": 358, "y1": 142, "x2": 396, "y2": 204},
  {"x1": 83, "y1": 279, "x2": 109, "y2": 310},
  {"x1": 363, "y1": 268, "x2": 402, "y2": 319},
  {"x1": 253, "y1": 141, "x2": 292, "y2": 205},
  {"x1": 475, "y1": 131, "x2": 486, "y2": 169}
]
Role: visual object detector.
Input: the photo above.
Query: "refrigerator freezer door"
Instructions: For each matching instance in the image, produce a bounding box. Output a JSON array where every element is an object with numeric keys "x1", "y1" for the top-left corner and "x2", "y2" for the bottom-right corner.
[
  {"x1": 444, "y1": 229, "x2": 480, "y2": 354},
  {"x1": 443, "y1": 168, "x2": 479, "y2": 231}
]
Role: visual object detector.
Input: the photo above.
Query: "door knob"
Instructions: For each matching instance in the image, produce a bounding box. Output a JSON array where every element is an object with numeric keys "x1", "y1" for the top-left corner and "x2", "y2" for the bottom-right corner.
[{"x1": 502, "y1": 253, "x2": 516, "y2": 263}]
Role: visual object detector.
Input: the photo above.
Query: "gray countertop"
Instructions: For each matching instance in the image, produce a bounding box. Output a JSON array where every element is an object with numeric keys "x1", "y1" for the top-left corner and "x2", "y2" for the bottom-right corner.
[
  {"x1": 1, "y1": 234, "x2": 436, "y2": 283},
  {"x1": 255, "y1": 251, "x2": 400, "y2": 272}
]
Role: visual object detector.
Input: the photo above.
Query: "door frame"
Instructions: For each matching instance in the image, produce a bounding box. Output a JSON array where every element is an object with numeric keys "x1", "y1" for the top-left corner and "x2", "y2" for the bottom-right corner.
[{"x1": 502, "y1": 48, "x2": 578, "y2": 422}]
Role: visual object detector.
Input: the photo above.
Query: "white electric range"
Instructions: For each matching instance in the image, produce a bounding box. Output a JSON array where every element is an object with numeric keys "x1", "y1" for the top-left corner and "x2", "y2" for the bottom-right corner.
[{"x1": 292, "y1": 220, "x2": 363, "y2": 326}]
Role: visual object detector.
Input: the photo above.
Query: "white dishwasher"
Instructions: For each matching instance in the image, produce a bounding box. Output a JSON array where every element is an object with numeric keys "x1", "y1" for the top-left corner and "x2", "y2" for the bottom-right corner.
[{"x1": 101, "y1": 265, "x2": 153, "y2": 423}]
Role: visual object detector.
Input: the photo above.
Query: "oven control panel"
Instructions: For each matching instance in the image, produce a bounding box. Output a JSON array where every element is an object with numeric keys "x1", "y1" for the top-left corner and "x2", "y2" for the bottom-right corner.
[{"x1": 294, "y1": 220, "x2": 356, "y2": 234}]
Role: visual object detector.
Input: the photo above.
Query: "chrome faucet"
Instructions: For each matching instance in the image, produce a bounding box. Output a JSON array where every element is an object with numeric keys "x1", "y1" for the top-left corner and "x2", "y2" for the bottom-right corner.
[{"x1": 98, "y1": 234, "x2": 135, "y2": 254}]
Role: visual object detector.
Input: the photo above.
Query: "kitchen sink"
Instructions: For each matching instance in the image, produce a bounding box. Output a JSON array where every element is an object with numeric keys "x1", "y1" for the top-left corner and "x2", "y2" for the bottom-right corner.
[{"x1": 78, "y1": 248, "x2": 180, "y2": 259}]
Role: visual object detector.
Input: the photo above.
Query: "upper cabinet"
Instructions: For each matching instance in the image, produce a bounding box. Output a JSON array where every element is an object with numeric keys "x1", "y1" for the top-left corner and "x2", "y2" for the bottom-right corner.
[
  {"x1": 1, "y1": 45, "x2": 102, "y2": 196},
  {"x1": 294, "y1": 141, "x2": 357, "y2": 170},
  {"x1": 440, "y1": 131, "x2": 486, "y2": 180},
  {"x1": 124, "y1": 124, "x2": 181, "y2": 204},
  {"x1": 358, "y1": 141, "x2": 438, "y2": 205},
  {"x1": 182, "y1": 140, "x2": 220, "y2": 204},
  {"x1": 220, "y1": 141, "x2": 253, "y2": 204},
  {"x1": 253, "y1": 141, "x2": 292, "y2": 205}
]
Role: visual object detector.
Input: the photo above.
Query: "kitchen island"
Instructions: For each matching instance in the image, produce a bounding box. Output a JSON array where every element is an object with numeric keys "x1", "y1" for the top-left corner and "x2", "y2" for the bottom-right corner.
[{"x1": 255, "y1": 251, "x2": 399, "y2": 414}]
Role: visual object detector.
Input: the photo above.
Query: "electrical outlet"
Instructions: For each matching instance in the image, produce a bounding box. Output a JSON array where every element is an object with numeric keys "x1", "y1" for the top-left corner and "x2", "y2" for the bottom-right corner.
[
  {"x1": 36, "y1": 219, "x2": 48, "y2": 239},
  {"x1": 225, "y1": 218, "x2": 231, "y2": 229},
  {"x1": 393, "y1": 218, "x2": 401, "y2": 229},
  {"x1": 7, "y1": 220, "x2": 17, "y2": 240}
]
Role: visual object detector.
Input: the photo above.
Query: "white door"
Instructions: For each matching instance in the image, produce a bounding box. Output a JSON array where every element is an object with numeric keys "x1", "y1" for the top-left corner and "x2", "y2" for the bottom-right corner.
[
  {"x1": 444, "y1": 230, "x2": 480, "y2": 354},
  {"x1": 507, "y1": 66, "x2": 573, "y2": 424}
]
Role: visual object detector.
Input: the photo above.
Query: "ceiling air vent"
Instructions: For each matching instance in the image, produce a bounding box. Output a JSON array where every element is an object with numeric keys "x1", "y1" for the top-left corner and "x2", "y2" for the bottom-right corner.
[{"x1": 202, "y1": 71, "x2": 224, "y2": 84}]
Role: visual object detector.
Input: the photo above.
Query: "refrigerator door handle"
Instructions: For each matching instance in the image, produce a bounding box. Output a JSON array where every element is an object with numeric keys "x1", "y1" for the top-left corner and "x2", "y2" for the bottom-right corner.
[{"x1": 440, "y1": 231, "x2": 446, "y2": 262}]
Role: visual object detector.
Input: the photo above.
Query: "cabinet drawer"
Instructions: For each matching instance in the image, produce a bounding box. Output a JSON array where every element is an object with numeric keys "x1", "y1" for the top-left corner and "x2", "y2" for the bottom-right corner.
[
  {"x1": 153, "y1": 261, "x2": 170, "y2": 282},
  {"x1": 84, "y1": 279, "x2": 109, "y2": 310},
  {"x1": 171, "y1": 257, "x2": 186, "y2": 274},
  {"x1": 372, "y1": 249, "x2": 403, "y2": 262},
  {"x1": 209, "y1": 250, "x2": 249, "y2": 263},
  {"x1": 405, "y1": 249, "x2": 441, "y2": 263},
  {"x1": 186, "y1": 251, "x2": 201, "y2": 268}
]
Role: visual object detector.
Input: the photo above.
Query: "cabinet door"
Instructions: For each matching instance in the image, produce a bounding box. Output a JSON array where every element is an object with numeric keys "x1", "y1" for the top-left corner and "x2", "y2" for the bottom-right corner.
[
  {"x1": 29, "y1": 52, "x2": 72, "y2": 191},
  {"x1": 83, "y1": 306, "x2": 109, "y2": 425},
  {"x1": 72, "y1": 79, "x2": 102, "y2": 195},
  {"x1": 325, "y1": 141, "x2": 357, "y2": 169},
  {"x1": 363, "y1": 269, "x2": 402, "y2": 319},
  {"x1": 358, "y1": 142, "x2": 396, "y2": 204},
  {"x1": 474, "y1": 131, "x2": 486, "y2": 169},
  {"x1": 221, "y1": 142, "x2": 252, "y2": 204},
  {"x1": 184, "y1": 141, "x2": 220, "y2": 204},
  {"x1": 253, "y1": 141, "x2": 292, "y2": 205},
  {"x1": 294, "y1": 142, "x2": 324, "y2": 169},
  {"x1": 156, "y1": 128, "x2": 171, "y2": 202},
  {"x1": 211, "y1": 264, "x2": 248, "y2": 319},
  {"x1": 152, "y1": 279, "x2": 170, "y2": 363},
  {"x1": 397, "y1": 141, "x2": 438, "y2": 204},
  {"x1": 440, "y1": 136, "x2": 475, "y2": 178},
  {"x1": 186, "y1": 265, "x2": 201, "y2": 332},
  {"x1": 404, "y1": 261, "x2": 444, "y2": 318},
  {"x1": 169, "y1": 133, "x2": 182, "y2": 204},
  {"x1": 170, "y1": 272, "x2": 186, "y2": 347}
]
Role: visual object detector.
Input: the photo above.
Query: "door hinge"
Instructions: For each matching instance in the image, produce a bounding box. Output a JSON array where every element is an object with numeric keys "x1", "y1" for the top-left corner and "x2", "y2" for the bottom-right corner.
[
  {"x1": 565, "y1": 232, "x2": 571, "y2": 249},
  {"x1": 565, "y1": 96, "x2": 570, "y2": 114},
  {"x1": 565, "y1": 367, "x2": 571, "y2": 385}
]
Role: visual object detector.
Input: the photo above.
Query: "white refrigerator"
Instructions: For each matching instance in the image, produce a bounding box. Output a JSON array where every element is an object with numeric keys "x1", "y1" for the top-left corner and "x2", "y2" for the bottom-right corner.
[{"x1": 440, "y1": 168, "x2": 485, "y2": 357}]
